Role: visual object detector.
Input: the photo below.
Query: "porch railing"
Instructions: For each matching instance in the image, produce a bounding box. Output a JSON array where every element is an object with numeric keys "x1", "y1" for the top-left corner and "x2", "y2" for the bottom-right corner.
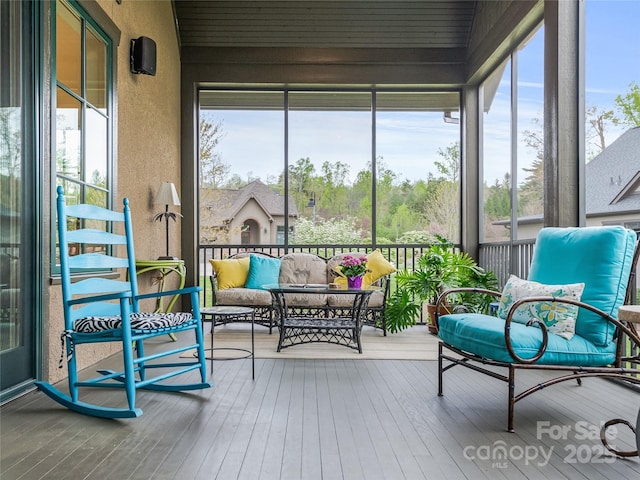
[
  {"x1": 478, "y1": 239, "x2": 536, "y2": 288},
  {"x1": 198, "y1": 243, "x2": 435, "y2": 308},
  {"x1": 199, "y1": 241, "x2": 529, "y2": 291}
]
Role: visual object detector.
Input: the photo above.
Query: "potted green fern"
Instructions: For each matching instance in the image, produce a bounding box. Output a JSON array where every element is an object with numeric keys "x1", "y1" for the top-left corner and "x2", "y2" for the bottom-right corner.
[{"x1": 385, "y1": 236, "x2": 498, "y2": 334}]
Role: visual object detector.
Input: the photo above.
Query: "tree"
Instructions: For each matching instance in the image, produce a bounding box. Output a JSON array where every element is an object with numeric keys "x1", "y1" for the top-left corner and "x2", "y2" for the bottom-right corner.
[
  {"x1": 398, "y1": 230, "x2": 437, "y2": 244},
  {"x1": 1, "y1": 109, "x2": 24, "y2": 228},
  {"x1": 614, "y1": 81, "x2": 640, "y2": 128},
  {"x1": 289, "y1": 157, "x2": 315, "y2": 194},
  {"x1": 225, "y1": 174, "x2": 247, "y2": 189},
  {"x1": 320, "y1": 160, "x2": 349, "y2": 188},
  {"x1": 374, "y1": 156, "x2": 402, "y2": 239},
  {"x1": 520, "y1": 119, "x2": 544, "y2": 215},
  {"x1": 425, "y1": 180, "x2": 460, "y2": 241},
  {"x1": 199, "y1": 117, "x2": 233, "y2": 243},
  {"x1": 434, "y1": 142, "x2": 460, "y2": 182},
  {"x1": 519, "y1": 159, "x2": 543, "y2": 215},
  {"x1": 351, "y1": 166, "x2": 373, "y2": 226},
  {"x1": 586, "y1": 105, "x2": 615, "y2": 158},
  {"x1": 319, "y1": 161, "x2": 351, "y2": 220},
  {"x1": 389, "y1": 204, "x2": 416, "y2": 241},
  {"x1": 422, "y1": 142, "x2": 461, "y2": 240},
  {"x1": 199, "y1": 117, "x2": 229, "y2": 188},
  {"x1": 291, "y1": 217, "x2": 364, "y2": 244},
  {"x1": 0, "y1": 109, "x2": 21, "y2": 180},
  {"x1": 483, "y1": 174, "x2": 511, "y2": 219}
]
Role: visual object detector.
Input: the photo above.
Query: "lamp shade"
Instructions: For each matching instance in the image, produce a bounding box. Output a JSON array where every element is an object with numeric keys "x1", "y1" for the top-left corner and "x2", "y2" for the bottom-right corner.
[{"x1": 155, "y1": 182, "x2": 181, "y2": 206}]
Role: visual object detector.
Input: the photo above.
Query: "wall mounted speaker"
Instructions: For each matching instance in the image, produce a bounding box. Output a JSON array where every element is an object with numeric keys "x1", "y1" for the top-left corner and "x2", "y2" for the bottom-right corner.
[{"x1": 130, "y1": 36, "x2": 156, "y2": 76}]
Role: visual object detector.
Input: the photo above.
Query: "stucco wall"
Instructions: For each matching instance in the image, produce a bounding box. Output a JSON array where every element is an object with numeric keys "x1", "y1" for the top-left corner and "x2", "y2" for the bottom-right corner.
[
  {"x1": 98, "y1": 0, "x2": 182, "y2": 260},
  {"x1": 45, "y1": 1, "x2": 182, "y2": 384}
]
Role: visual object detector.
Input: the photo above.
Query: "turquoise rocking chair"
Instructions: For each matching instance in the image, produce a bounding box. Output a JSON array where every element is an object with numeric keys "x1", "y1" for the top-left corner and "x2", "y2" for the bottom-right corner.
[{"x1": 36, "y1": 187, "x2": 211, "y2": 418}]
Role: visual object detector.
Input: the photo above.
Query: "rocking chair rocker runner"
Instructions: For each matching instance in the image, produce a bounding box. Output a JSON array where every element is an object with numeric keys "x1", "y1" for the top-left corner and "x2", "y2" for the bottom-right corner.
[{"x1": 35, "y1": 187, "x2": 211, "y2": 418}]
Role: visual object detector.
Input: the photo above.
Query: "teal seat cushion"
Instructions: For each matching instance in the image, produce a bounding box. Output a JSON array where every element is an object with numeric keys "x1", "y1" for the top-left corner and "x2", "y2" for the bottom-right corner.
[
  {"x1": 437, "y1": 313, "x2": 617, "y2": 366},
  {"x1": 528, "y1": 226, "x2": 636, "y2": 347}
]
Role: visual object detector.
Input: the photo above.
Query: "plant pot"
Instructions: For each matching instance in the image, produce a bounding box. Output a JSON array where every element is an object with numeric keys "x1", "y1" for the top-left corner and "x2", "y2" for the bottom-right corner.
[
  {"x1": 424, "y1": 303, "x2": 452, "y2": 335},
  {"x1": 347, "y1": 275, "x2": 363, "y2": 289}
]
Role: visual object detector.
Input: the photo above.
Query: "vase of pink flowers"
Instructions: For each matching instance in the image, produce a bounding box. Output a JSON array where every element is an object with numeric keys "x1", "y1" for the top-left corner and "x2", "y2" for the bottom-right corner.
[{"x1": 339, "y1": 254, "x2": 369, "y2": 289}]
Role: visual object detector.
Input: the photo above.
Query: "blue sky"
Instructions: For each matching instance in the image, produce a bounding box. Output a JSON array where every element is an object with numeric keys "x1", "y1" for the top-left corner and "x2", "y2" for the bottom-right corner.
[
  {"x1": 202, "y1": 0, "x2": 639, "y2": 186},
  {"x1": 585, "y1": 0, "x2": 640, "y2": 108}
]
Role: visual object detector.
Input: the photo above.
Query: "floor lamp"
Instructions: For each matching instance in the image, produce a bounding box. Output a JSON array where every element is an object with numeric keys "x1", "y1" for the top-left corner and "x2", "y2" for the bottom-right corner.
[{"x1": 154, "y1": 182, "x2": 182, "y2": 260}]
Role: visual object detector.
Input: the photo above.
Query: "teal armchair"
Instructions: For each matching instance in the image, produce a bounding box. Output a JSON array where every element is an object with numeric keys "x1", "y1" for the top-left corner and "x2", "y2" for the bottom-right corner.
[{"x1": 435, "y1": 226, "x2": 640, "y2": 432}]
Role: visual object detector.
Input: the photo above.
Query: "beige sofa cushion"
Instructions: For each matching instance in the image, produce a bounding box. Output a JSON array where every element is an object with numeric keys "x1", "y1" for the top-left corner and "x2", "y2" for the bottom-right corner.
[
  {"x1": 279, "y1": 252, "x2": 328, "y2": 284},
  {"x1": 215, "y1": 287, "x2": 272, "y2": 306},
  {"x1": 278, "y1": 253, "x2": 329, "y2": 307}
]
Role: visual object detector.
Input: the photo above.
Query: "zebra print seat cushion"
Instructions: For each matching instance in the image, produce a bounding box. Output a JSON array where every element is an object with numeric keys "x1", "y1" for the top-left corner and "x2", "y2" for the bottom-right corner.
[{"x1": 74, "y1": 312, "x2": 194, "y2": 333}]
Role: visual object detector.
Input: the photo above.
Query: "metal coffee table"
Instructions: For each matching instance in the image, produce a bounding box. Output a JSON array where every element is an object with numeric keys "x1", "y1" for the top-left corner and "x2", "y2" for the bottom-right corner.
[
  {"x1": 263, "y1": 283, "x2": 376, "y2": 353},
  {"x1": 199, "y1": 306, "x2": 255, "y2": 379}
]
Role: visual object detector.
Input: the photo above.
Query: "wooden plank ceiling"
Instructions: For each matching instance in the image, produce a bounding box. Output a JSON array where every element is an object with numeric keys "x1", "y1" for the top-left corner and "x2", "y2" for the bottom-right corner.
[{"x1": 174, "y1": 0, "x2": 478, "y2": 50}]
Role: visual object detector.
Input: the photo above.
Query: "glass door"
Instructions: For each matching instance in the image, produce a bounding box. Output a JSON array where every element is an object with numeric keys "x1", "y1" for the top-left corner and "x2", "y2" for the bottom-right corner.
[{"x1": 0, "y1": 1, "x2": 39, "y2": 398}]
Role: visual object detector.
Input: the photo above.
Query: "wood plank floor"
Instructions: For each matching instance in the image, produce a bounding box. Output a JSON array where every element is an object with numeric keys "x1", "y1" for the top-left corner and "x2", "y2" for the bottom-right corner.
[{"x1": 2, "y1": 332, "x2": 640, "y2": 480}]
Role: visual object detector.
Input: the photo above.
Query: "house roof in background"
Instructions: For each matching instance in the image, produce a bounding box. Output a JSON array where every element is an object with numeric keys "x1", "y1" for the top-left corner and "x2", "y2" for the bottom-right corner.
[
  {"x1": 493, "y1": 127, "x2": 640, "y2": 226},
  {"x1": 204, "y1": 180, "x2": 299, "y2": 226},
  {"x1": 586, "y1": 127, "x2": 640, "y2": 215}
]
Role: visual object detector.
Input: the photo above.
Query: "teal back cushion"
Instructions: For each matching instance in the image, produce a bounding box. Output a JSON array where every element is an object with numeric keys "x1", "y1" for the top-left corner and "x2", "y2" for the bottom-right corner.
[
  {"x1": 245, "y1": 254, "x2": 282, "y2": 290},
  {"x1": 528, "y1": 226, "x2": 636, "y2": 346}
]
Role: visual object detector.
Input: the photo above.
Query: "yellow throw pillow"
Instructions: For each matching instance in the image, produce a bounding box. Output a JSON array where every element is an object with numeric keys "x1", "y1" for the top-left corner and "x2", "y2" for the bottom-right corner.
[
  {"x1": 363, "y1": 249, "x2": 397, "y2": 286},
  {"x1": 209, "y1": 257, "x2": 251, "y2": 290},
  {"x1": 333, "y1": 271, "x2": 347, "y2": 286}
]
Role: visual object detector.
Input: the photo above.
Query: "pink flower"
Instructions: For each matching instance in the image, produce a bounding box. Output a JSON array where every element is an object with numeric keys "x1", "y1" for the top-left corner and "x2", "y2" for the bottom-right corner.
[{"x1": 339, "y1": 255, "x2": 369, "y2": 277}]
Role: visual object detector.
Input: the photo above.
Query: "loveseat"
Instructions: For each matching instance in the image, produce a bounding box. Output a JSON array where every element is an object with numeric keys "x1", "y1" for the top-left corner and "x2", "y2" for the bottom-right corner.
[{"x1": 209, "y1": 250, "x2": 396, "y2": 335}]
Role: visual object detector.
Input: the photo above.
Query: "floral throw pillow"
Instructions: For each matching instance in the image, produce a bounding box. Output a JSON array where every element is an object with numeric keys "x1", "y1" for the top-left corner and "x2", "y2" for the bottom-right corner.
[{"x1": 497, "y1": 275, "x2": 585, "y2": 340}]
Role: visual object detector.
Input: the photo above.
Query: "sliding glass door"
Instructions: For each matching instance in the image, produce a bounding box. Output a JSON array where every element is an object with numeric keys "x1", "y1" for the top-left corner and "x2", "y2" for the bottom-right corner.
[{"x1": 0, "y1": 1, "x2": 39, "y2": 398}]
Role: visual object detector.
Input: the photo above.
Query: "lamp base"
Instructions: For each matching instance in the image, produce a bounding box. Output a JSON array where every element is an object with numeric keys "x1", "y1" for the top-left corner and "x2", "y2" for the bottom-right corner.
[{"x1": 158, "y1": 256, "x2": 180, "y2": 261}]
